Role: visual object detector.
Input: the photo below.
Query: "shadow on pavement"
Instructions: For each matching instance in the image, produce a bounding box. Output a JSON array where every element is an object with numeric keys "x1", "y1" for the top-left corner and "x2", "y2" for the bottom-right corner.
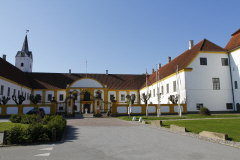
[{"x1": 62, "y1": 125, "x2": 79, "y2": 143}]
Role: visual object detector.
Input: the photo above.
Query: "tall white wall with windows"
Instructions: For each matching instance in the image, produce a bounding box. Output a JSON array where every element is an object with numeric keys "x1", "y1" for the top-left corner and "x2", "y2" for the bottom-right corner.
[
  {"x1": 186, "y1": 52, "x2": 233, "y2": 111},
  {"x1": 0, "y1": 78, "x2": 31, "y2": 104},
  {"x1": 140, "y1": 71, "x2": 186, "y2": 105}
]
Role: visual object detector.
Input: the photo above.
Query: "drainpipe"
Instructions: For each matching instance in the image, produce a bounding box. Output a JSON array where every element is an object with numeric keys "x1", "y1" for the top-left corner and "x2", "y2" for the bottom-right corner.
[{"x1": 228, "y1": 53, "x2": 236, "y2": 111}]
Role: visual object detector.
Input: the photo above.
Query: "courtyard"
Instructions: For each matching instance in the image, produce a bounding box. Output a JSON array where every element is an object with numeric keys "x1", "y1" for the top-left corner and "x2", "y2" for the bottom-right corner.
[{"x1": 1, "y1": 117, "x2": 240, "y2": 160}]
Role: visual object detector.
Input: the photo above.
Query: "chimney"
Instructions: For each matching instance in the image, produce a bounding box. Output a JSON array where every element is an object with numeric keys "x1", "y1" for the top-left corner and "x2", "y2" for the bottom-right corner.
[
  {"x1": 152, "y1": 68, "x2": 155, "y2": 73},
  {"x1": 158, "y1": 63, "x2": 161, "y2": 69},
  {"x1": 69, "y1": 69, "x2": 71, "y2": 74},
  {"x1": 106, "y1": 70, "x2": 108, "y2": 75},
  {"x1": 2, "y1": 54, "x2": 6, "y2": 61},
  {"x1": 189, "y1": 40, "x2": 194, "y2": 50},
  {"x1": 168, "y1": 56, "x2": 171, "y2": 63}
]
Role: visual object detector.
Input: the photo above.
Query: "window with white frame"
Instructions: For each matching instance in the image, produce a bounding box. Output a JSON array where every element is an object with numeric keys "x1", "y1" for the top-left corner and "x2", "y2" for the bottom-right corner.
[
  {"x1": 161, "y1": 86, "x2": 164, "y2": 94},
  {"x1": 196, "y1": 103, "x2": 203, "y2": 110},
  {"x1": 120, "y1": 94, "x2": 125, "y2": 101},
  {"x1": 0, "y1": 85, "x2": 4, "y2": 95},
  {"x1": 7, "y1": 87, "x2": 10, "y2": 96},
  {"x1": 166, "y1": 84, "x2": 169, "y2": 93},
  {"x1": 59, "y1": 94, "x2": 64, "y2": 101},
  {"x1": 173, "y1": 81, "x2": 176, "y2": 92},
  {"x1": 153, "y1": 89, "x2": 155, "y2": 97},
  {"x1": 234, "y1": 81, "x2": 238, "y2": 89},
  {"x1": 48, "y1": 94, "x2": 52, "y2": 102},
  {"x1": 200, "y1": 57, "x2": 207, "y2": 65},
  {"x1": 212, "y1": 78, "x2": 220, "y2": 90},
  {"x1": 221, "y1": 58, "x2": 229, "y2": 66}
]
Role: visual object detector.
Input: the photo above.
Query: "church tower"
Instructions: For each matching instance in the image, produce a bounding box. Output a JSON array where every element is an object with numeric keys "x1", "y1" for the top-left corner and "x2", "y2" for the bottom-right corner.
[{"x1": 15, "y1": 34, "x2": 33, "y2": 72}]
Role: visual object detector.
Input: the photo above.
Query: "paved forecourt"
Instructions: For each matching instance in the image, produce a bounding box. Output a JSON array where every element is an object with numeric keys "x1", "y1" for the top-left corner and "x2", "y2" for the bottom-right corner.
[
  {"x1": 51, "y1": 118, "x2": 240, "y2": 160},
  {"x1": 1, "y1": 117, "x2": 240, "y2": 160}
]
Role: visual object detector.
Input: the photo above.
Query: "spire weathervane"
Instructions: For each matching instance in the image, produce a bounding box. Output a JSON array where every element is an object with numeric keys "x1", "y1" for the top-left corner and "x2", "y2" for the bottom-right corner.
[{"x1": 26, "y1": 30, "x2": 29, "y2": 34}]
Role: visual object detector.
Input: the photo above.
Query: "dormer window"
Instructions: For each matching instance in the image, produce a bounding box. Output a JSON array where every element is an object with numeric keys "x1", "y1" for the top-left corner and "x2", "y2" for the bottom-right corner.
[{"x1": 21, "y1": 63, "x2": 24, "y2": 67}]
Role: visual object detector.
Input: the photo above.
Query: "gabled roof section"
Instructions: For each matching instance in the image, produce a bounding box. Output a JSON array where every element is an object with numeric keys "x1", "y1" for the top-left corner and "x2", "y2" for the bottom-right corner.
[
  {"x1": 27, "y1": 73, "x2": 146, "y2": 90},
  {"x1": 142, "y1": 39, "x2": 226, "y2": 88},
  {"x1": 225, "y1": 29, "x2": 240, "y2": 51},
  {"x1": 0, "y1": 57, "x2": 31, "y2": 88}
]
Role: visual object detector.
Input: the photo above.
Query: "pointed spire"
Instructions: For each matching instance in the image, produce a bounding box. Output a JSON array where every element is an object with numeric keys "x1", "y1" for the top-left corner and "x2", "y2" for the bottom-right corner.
[{"x1": 21, "y1": 34, "x2": 29, "y2": 53}]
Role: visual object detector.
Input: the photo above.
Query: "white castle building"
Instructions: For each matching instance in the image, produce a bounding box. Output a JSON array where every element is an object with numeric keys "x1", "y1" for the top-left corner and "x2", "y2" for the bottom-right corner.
[{"x1": 1, "y1": 29, "x2": 240, "y2": 115}]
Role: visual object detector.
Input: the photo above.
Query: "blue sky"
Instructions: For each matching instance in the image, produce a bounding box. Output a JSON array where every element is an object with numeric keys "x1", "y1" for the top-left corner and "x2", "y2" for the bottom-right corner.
[{"x1": 0, "y1": 0, "x2": 240, "y2": 74}]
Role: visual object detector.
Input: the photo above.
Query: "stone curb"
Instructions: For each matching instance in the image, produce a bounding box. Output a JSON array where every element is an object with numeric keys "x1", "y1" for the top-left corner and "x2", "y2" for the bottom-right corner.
[
  {"x1": 150, "y1": 120, "x2": 163, "y2": 127},
  {"x1": 199, "y1": 131, "x2": 228, "y2": 141},
  {"x1": 170, "y1": 124, "x2": 186, "y2": 132}
]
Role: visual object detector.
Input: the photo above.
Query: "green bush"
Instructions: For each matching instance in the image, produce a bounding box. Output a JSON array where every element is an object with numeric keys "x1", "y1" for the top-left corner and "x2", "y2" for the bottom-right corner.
[
  {"x1": 199, "y1": 107, "x2": 211, "y2": 116},
  {"x1": 7, "y1": 115, "x2": 66, "y2": 144},
  {"x1": 46, "y1": 115, "x2": 66, "y2": 141},
  {"x1": 5, "y1": 125, "x2": 30, "y2": 144},
  {"x1": 28, "y1": 123, "x2": 49, "y2": 142},
  {"x1": 9, "y1": 115, "x2": 22, "y2": 123},
  {"x1": 42, "y1": 115, "x2": 54, "y2": 125},
  {"x1": 20, "y1": 114, "x2": 41, "y2": 124}
]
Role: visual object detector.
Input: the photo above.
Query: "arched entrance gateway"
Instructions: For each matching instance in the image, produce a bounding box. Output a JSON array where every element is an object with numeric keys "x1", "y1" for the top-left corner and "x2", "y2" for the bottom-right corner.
[{"x1": 66, "y1": 78, "x2": 105, "y2": 115}]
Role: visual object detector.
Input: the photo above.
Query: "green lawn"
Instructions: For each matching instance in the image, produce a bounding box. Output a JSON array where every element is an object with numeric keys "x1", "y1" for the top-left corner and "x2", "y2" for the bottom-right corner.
[
  {"x1": 0, "y1": 122, "x2": 28, "y2": 132},
  {"x1": 118, "y1": 114, "x2": 240, "y2": 121},
  {"x1": 162, "y1": 119, "x2": 240, "y2": 142}
]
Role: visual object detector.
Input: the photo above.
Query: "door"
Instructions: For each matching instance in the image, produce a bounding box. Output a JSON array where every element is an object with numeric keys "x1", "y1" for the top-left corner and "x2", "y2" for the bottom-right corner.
[{"x1": 83, "y1": 104, "x2": 91, "y2": 113}]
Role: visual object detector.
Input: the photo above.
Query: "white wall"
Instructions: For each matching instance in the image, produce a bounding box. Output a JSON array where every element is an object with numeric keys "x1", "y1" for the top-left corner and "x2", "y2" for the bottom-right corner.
[
  {"x1": 0, "y1": 78, "x2": 31, "y2": 105},
  {"x1": 15, "y1": 56, "x2": 32, "y2": 72},
  {"x1": 186, "y1": 52, "x2": 233, "y2": 111},
  {"x1": 140, "y1": 72, "x2": 186, "y2": 106}
]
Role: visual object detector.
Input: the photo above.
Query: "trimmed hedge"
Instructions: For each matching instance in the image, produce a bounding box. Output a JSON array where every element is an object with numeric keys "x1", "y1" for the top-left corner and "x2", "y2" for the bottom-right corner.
[
  {"x1": 199, "y1": 107, "x2": 211, "y2": 116},
  {"x1": 6, "y1": 115, "x2": 66, "y2": 144}
]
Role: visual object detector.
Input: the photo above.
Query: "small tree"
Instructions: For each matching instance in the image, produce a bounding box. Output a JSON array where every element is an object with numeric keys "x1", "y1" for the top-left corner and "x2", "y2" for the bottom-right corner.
[
  {"x1": 0, "y1": 96, "x2": 10, "y2": 105},
  {"x1": 168, "y1": 95, "x2": 179, "y2": 104},
  {"x1": 12, "y1": 94, "x2": 26, "y2": 105},
  {"x1": 30, "y1": 94, "x2": 42, "y2": 105},
  {"x1": 141, "y1": 93, "x2": 151, "y2": 117},
  {"x1": 126, "y1": 94, "x2": 136, "y2": 119}
]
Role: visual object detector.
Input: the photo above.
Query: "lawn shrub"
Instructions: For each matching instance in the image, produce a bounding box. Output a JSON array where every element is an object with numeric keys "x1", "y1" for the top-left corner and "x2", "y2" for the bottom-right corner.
[
  {"x1": 9, "y1": 115, "x2": 22, "y2": 123},
  {"x1": 20, "y1": 114, "x2": 41, "y2": 124},
  {"x1": 199, "y1": 107, "x2": 211, "y2": 116},
  {"x1": 46, "y1": 115, "x2": 66, "y2": 141},
  {"x1": 42, "y1": 115, "x2": 54, "y2": 125},
  {"x1": 5, "y1": 125, "x2": 30, "y2": 144},
  {"x1": 28, "y1": 123, "x2": 49, "y2": 142},
  {"x1": 6, "y1": 115, "x2": 66, "y2": 144}
]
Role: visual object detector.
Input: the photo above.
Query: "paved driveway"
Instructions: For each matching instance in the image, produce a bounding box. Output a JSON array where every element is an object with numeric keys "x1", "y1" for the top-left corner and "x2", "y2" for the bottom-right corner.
[{"x1": 0, "y1": 117, "x2": 240, "y2": 160}]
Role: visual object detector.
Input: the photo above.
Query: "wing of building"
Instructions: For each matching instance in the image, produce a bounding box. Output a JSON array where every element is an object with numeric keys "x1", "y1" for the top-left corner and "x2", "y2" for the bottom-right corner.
[{"x1": 1, "y1": 29, "x2": 240, "y2": 115}]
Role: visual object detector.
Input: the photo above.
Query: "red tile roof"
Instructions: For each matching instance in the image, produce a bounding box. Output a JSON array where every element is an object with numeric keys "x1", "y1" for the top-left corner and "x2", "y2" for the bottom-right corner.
[
  {"x1": 0, "y1": 57, "x2": 31, "y2": 88},
  {"x1": 143, "y1": 39, "x2": 226, "y2": 88},
  {"x1": 225, "y1": 29, "x2": 240, "y2": 51},
  {"x1": 27, "y1": 73, "x2": 146, "y2": 90}
]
